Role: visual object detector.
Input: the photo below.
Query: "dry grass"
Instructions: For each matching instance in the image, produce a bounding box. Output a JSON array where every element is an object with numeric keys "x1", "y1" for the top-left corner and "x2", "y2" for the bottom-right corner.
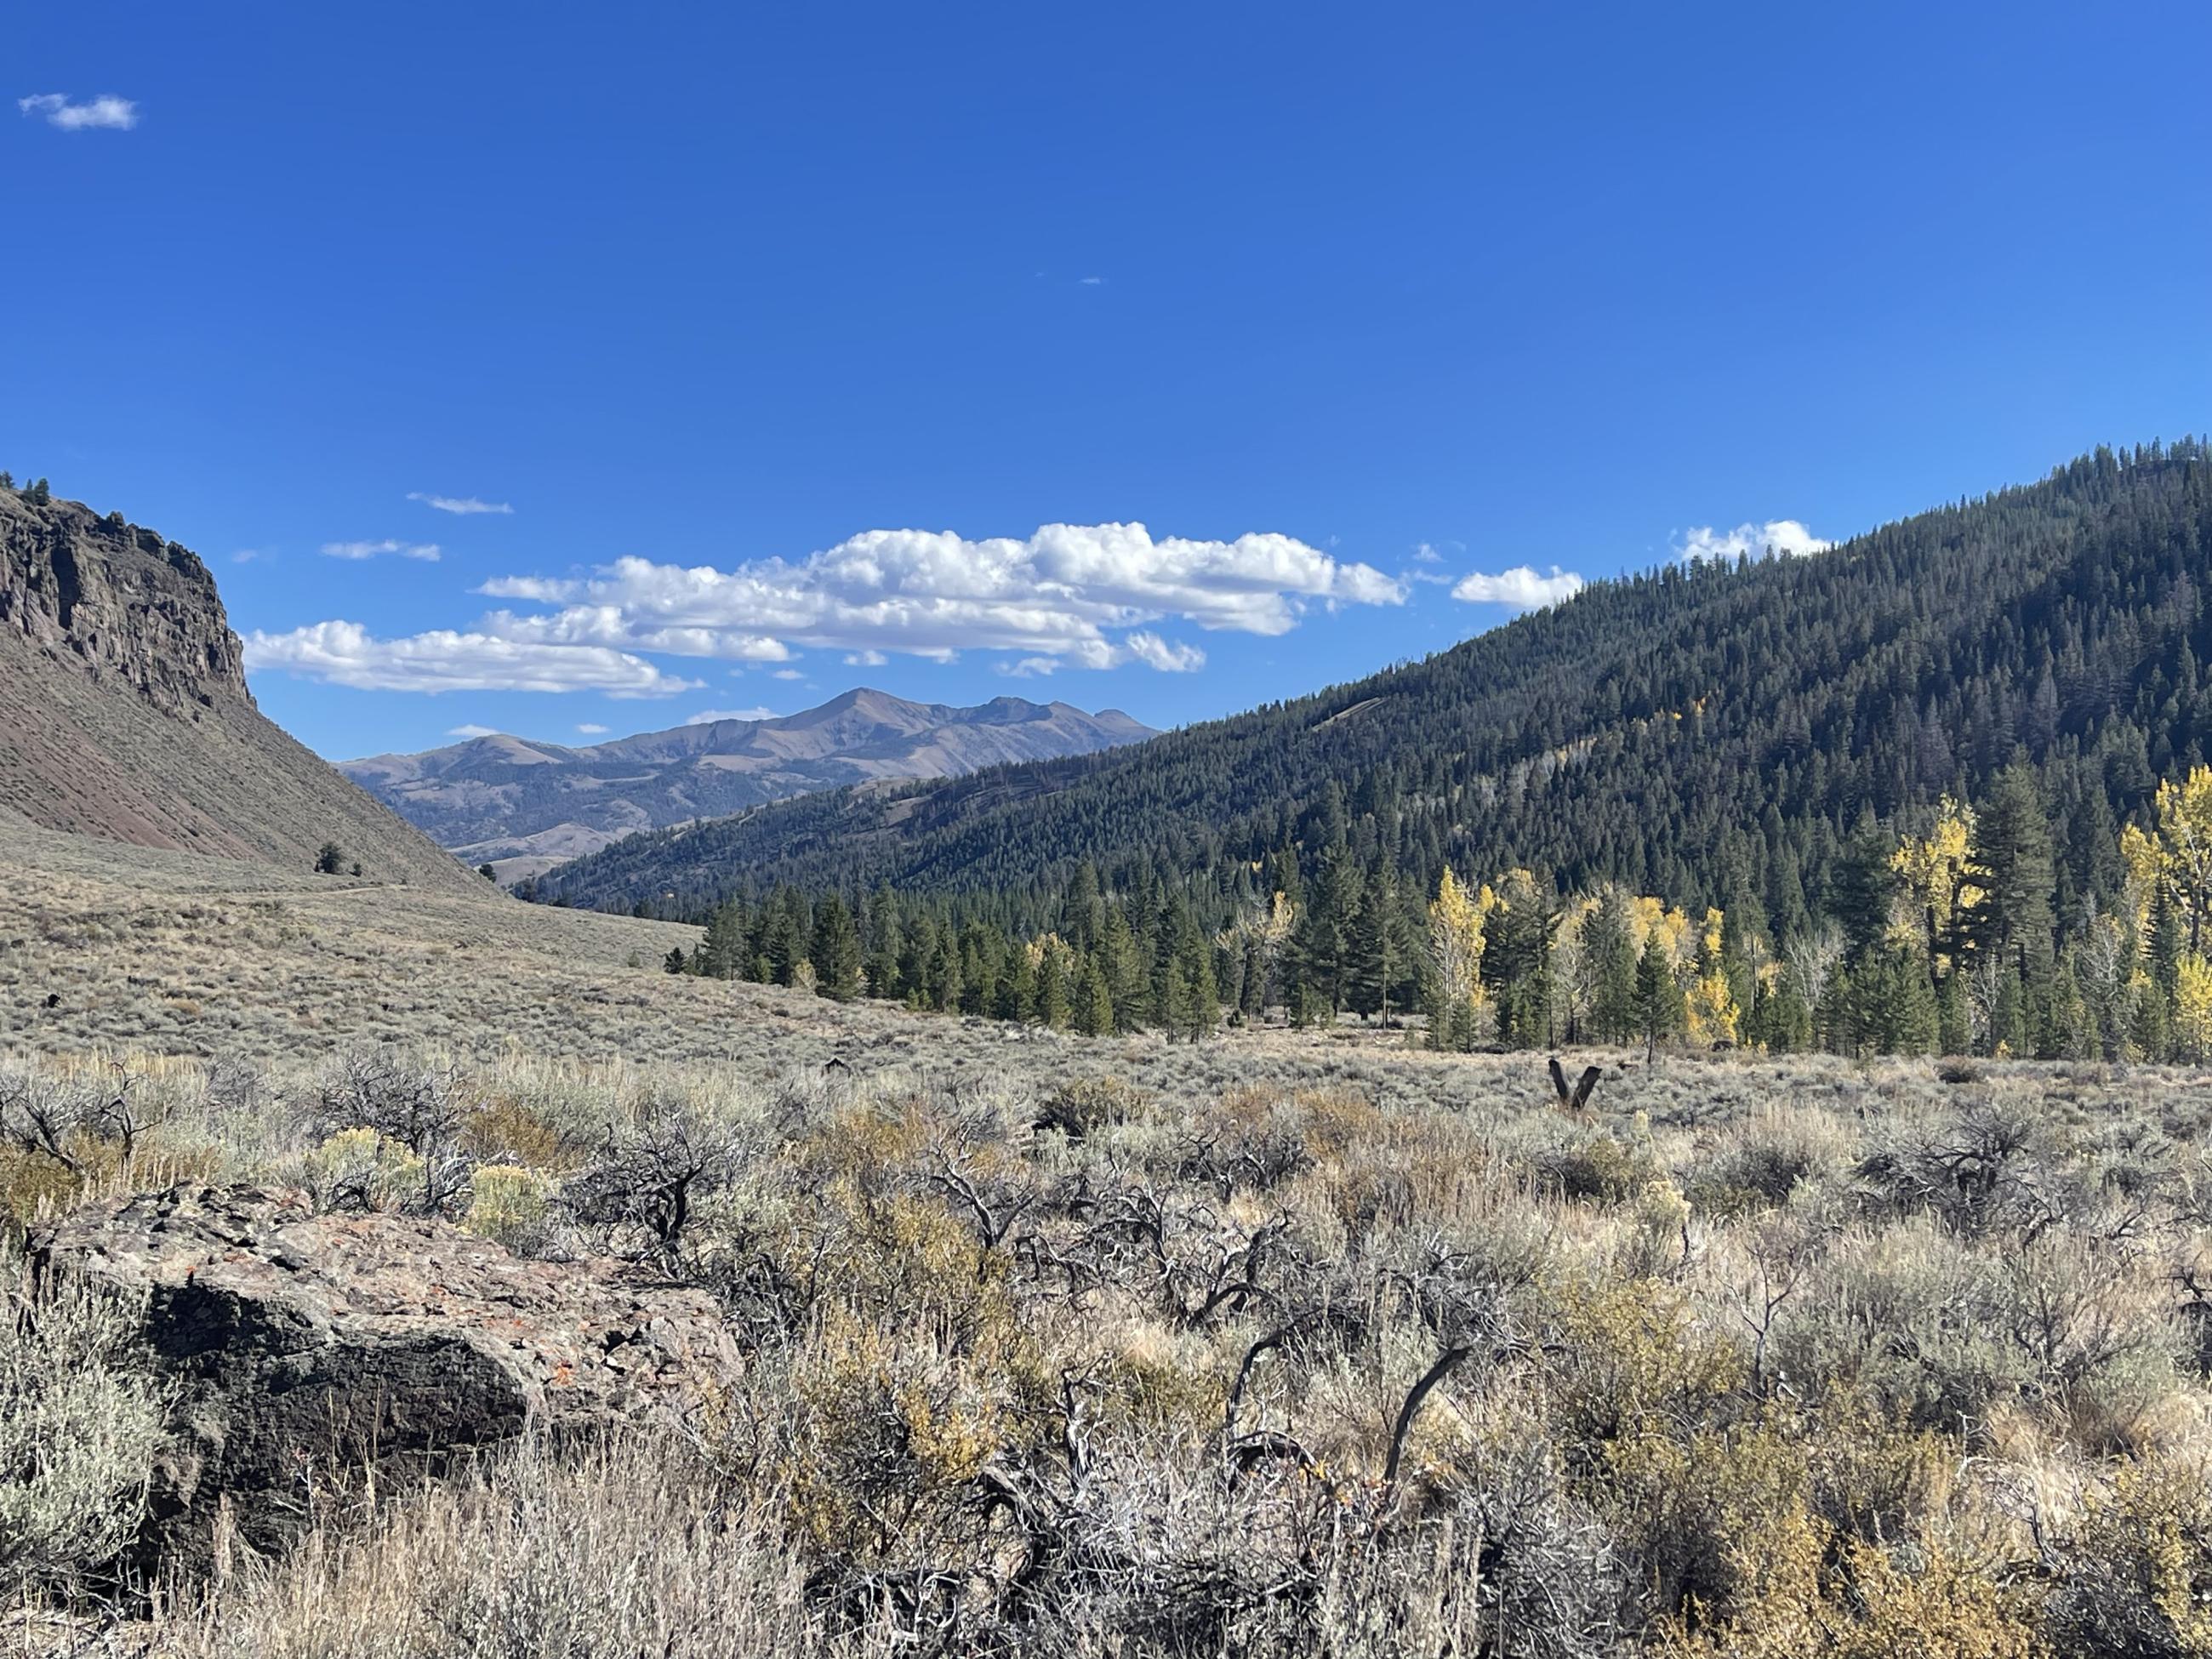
[{"x1": 7, "y1": 824, "x2": 2212, "y2": 1655}]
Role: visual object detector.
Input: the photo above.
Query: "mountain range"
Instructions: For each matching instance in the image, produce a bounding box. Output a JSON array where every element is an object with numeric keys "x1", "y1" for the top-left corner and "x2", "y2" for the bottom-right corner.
[
  {"x1": 339, "y1": 693, "x2": 1154, "y2": 876},
  {"x1": 0, "y1": 488, "x2": 473, "y2": 891}
]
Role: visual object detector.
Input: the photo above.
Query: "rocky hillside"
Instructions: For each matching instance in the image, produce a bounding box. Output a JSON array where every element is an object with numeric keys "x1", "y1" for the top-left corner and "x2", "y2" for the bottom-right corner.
[
  {"x1": 0, "y1": 487, "x2": 475, "y2": 889},
  {"x1": 341, "y1": 687, "x2": 1154, "y2": 873}
]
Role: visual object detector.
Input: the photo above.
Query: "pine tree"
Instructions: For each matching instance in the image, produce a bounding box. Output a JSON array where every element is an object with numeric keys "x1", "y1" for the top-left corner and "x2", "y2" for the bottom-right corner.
[
  {"x1": 864, "y1": 882, "x2": 904, "y2": 1000},
  {"x1": 1962, "y1": 761, "x2": 2055, "y2": 976},
  {"x1": 1586, "y1": 892, "x2": 1639, "y2": 1043},
  {"x1": 1348, "y1": 858, "x2": 1401, "y2": 1022},
  {"x1": 1633, "y1": 932, "x2": 1684, "y2": 1060},
  {"x1": 1073, "y1": 955, "x2": 1114, "y2": 1036},
  {"x1": 809, "y1": 895, "x2": 863, "y2": 1000},
  {"x1": 1036, "y1": 945, "x2": 1069, "y2": 1029},
  {"x1": 700, "y1": 898, "x2": 748, "y2": 979}
]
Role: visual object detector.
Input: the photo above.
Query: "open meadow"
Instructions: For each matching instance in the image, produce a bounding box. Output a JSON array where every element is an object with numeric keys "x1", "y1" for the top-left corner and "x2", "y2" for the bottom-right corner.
[{"x1": 4, "y1": 824, "x2": 2212, "y2": 1656}]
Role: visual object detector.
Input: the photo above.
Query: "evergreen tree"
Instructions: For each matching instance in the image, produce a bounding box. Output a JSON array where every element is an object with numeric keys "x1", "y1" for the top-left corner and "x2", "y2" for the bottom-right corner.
[
  {"x1": 1585, "y1": 892, "x2": 1640, "y2": 1044},
  {"x1": 1633, "y1": 933, "x2": 1685, "y2": 1060},
  {"x1": 1073, "y1": 955, "x2": 1114, "y2": 1036},
  {"x1": 1035, "y1": 945, "x2": 1069, "y2": 1029},
  {"x1": 809, "y1": 895, "x2": 863, "y2": 1000},
  {"x1": 1347, "y1": 858, "x2": 1403, "y2": 1022},
  {"x1": 1962, "y1": 761, "x2": 2055, "y2": 976}
]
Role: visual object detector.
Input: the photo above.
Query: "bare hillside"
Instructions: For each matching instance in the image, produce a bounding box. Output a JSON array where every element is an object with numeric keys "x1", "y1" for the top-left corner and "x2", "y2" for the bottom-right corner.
[{"x1": 340, "y1": 687, "x2": 1154, "y2": 869}]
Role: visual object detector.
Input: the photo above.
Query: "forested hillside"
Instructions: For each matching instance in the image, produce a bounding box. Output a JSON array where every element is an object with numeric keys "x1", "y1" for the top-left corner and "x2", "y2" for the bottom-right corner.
[{"x1": 542, "y1": 441, "x2": 2211, "y2": 944}]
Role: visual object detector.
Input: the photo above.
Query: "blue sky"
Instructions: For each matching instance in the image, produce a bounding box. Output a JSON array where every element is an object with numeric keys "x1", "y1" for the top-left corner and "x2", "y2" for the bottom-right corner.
[{"x1": 9, "y1": 3, "x2": 2209, "y2": 759}]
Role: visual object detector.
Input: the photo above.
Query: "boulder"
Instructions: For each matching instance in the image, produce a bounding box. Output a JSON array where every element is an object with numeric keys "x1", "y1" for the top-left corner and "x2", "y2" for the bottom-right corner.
[{"x1": 34, "y1": 1183, "x2": 737, "y2": 1569}]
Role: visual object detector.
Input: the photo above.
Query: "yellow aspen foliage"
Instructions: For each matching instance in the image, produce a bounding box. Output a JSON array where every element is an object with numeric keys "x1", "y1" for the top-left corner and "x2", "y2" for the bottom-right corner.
[
  {"x1": 2174, "y1": 953, "x2": 2212, "y2": 1062},
  {"x1": 2153, "y1": 765, "x2": 2212, "y2": 947},
  {"x1": 1427, "y1": 865, "x2": 1495, "y2": 1019},
  {"x1": 1685, "y1": 906, "x2": 1740, "y2": 1045},
  {"x1": 2120, "y1": 820, "x2": 2164, "y2": 933},
  {"x1": 1892, "y1": 795, "x2": 1984, "y2": 968}
]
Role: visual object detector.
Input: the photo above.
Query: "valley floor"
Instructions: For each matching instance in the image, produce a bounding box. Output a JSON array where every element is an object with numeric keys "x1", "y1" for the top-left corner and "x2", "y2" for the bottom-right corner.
[{"x1": 5, "y1": 820, "x2": 2212, "y2": 1656}]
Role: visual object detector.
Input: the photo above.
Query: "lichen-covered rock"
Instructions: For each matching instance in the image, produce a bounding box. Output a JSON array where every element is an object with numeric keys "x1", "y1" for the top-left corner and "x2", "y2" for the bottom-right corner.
[{"x1": 35, "y1": 1183, "x2": 737, "y2": 1568}]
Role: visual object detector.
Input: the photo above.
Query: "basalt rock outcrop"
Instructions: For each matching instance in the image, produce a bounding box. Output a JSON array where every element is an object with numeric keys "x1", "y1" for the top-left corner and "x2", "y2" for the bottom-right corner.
[
  {"x1": 0, "y1": 487, "x2": 473, "y2": 887},
  {"x1": 35, "y1": 1183, "x2": 737, "y2": 1568}
]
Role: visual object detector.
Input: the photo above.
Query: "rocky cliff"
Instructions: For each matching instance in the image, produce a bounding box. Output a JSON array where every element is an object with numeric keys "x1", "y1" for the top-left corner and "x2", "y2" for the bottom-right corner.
[{"x1": 0, "y1": 487, "x2": 475, "y2": 888}]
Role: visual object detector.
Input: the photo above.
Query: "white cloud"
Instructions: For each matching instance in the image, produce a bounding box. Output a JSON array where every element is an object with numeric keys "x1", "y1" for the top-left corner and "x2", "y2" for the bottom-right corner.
[
  {"x1": 771, "y1": 668, "x2": 805, "y2": 680},
  {"x1": 243, "y1": 621, "x2": 702, "y2": 697},
  {"x1": 323, "y1": 539, "x2": 442, "y2": 562},
  {"x1": 1080, "y1": 276, "x2": 1106, "y2": 286},
  {"x1": 1411, "y1": 543, "x2": 1444, "y2": 563},
  {"x1": 1450, "y1": 564, "x2": 1584, "y2": 609},
  {"x1": 18, "y1": 93, "x2": 137, "y2": 131},
  {"x1": 231, "y1": 549, "x2": 268, "y2": 564},
  {"x1": 685, "y1": 706, "x2": 780, "y2": 725},
  {"x1": 1673, "y1": 519, "x2": 1831, "y2": 563},
  {"x1": 447, "y1": 724, "x2": 499, "y2": 738},
  {"x1": 845, "y1": 650, "x2": 889, "y2": 667},
  {"x1": 1121, "y1": 630, "x2": 1206, "y2": 671},
  {"x1": 575, "y1": 722, "x2": 609, "y2": 735},
  {"x1": 408, "y1": 492, "x2": 512, "y2": 516},
  {"x1": 474, "y1": 522, "x2": 1400, "y2": 676}
]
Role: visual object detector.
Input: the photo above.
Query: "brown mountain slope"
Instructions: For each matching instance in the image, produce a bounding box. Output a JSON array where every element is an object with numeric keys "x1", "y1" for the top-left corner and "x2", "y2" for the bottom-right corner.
[
  {"x1": 0, "y1": 488, "x2": 474, "y2": 891},
  {"x1": 339, "y1": 687, "x2": 1154, "y2": 869}
]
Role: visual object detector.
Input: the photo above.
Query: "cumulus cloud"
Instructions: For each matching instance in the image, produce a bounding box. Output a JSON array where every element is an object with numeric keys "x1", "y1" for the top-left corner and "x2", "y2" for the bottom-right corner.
[
  {"x1": 18, "y1": 93, "x2": 137, "y2": 131},
  {"x1": 685, "y1": 706, "x2": 780, "y2": 725},
  {"x1": 447, "y1": 724, "x2": 499, "y2": 738},
  {"x1": 771, "y1": 668, "x2": 805, "y2": 681},
  {"x1": 1450, "y1": 564, "x2": 1584, "y2": 609},
  {"x1": 1674, "y1": 519, "x2": 1831, "y2": 563},
  {"x1": 408, "y1": 492, "x2": 512, "y2": 516},
  {"x1": 323, "y1": 539, "x2": 441, "y2": 562},
  {"x1": 243, "y1": 621, "x2": 701, "y2": 697},
  {"x1": 475, "y1": 522, "x2": 1400, "y2": 676},
  {"x1": 846, "y1": 650, "x2": 889, "y2": 667}
]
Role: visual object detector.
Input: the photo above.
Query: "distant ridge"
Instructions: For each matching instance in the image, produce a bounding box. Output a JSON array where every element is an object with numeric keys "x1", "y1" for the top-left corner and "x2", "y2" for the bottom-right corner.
[
  {"x1": 340, "y1": 689, "x2": 1154, "y2": 875},
  {"x1": 0, "y1": 487, "x2": 475, "y2": 890}
]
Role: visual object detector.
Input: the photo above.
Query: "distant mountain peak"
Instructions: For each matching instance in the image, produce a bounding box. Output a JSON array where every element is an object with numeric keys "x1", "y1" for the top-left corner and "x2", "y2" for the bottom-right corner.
[{"x1": 339, "y1": 687, "x2": 1156, "y2": 876}]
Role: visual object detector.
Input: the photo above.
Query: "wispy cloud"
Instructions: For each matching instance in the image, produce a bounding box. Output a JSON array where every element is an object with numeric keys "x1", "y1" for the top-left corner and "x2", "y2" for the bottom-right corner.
[
  {"x1": 243, "y1": 621, "x2": 701, "y2": 697},
  {"x1": 231, "y1": 549, "x2": 269, "y2": 565},
  {"x1": 447, "y1": 724, "x2": 499, "y2": 738},
  {"x1": 408, "y1": 492, "x2": 513, "y2": 516},
  {"x1": 1080, "y1": 276, "x2": 1106, "y2": 286},
  {"x1": 322, "y1": 539, "x2": 441, "y2": 562},
  {"x1": 18, "y1": 93, "x2": 137, "y2": 131},
  {"x1": 771, "y1": 668, "x2": 805, "y2": 680},
  {"x1": 475, "y1": 522, "x2": 1400, "y2": 677},
  {"x1": 575, "y1": 722, "x2": 609, "y2": 735},
  {"x1": 1673, "y1": 519, "x2": 1830, "y2": 563},
  {"x1": 1450, "y1": 564, "x2": 1584, "y2": 610},
  {"x1": 685, "y1": 706, "x2": 780, "y2": 725}
]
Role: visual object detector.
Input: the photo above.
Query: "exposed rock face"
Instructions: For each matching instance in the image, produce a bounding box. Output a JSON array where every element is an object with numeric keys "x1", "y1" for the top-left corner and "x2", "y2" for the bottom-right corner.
[
  {"x1": 36, "y1": 1184, "x2": 737, "y2": 1567},
  {"x1": 0, "y1": 502, "x2": 245, "y2": 715},
  {"x1": 0, "y1": 488, "x2": 475, "y2": 887}
]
